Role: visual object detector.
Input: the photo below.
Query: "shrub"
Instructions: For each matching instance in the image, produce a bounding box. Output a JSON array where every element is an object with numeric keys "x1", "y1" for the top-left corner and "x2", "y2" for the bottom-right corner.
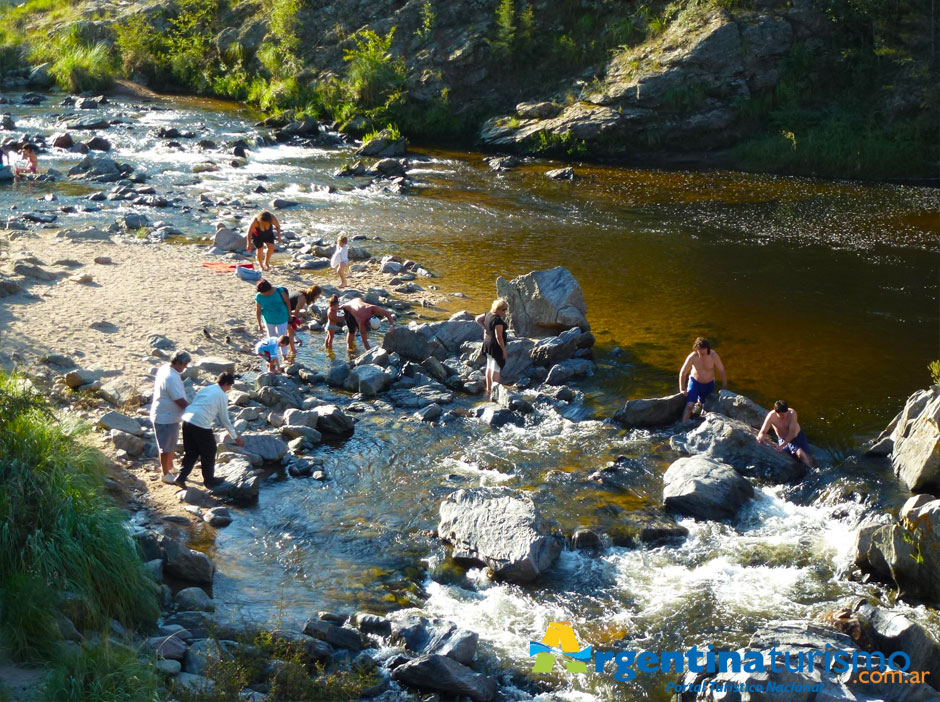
[
  {"x1": 48, "y1": 40, "x2": 115, "y2": 92},
  {"x1": 929, "y1": 361, "x2": 940, "y2": 386},
  {"x1": 0, "y1": 372, "x2": 159, "y2": 662},
  {"x1": 44, "y1": 641, "x2": 163, "y2": 702},
  {"x1": 343, "y1": 28, "x2": 407, "y2": 111}
]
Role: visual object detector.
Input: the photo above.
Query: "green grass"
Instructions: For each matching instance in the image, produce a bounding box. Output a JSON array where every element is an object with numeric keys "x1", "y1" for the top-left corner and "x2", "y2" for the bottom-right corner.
[
  {"x1": 523, "y1": 129, "x2": 588, "y2": 157},
  {"x1": 44, "y1": 641, "x2": 164, "y2": 702},
  {"x1": 929, "y1": 360, "x2": 940, "y2": 386},
  {"x1": 0, "y1": 372, "x2": 159, "y2": 664}
]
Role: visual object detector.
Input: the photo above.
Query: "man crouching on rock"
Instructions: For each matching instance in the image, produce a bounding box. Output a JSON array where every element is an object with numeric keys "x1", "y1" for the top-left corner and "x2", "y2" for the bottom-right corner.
[
  {"x1": 174, "y1": 372, "x2": 244, "y2": 490},
  {"x1": 757, "y1": 400, "x2": 814, "y2": 468},
  {"x1": 679, "y1": 337, "x2": 727, "y2": 423}
]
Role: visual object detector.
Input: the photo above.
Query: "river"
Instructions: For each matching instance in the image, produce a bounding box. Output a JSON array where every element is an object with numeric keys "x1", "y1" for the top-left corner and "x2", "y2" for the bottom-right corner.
[{"x1": 3, "y1": 93, "x2": 939, "y2": 700}]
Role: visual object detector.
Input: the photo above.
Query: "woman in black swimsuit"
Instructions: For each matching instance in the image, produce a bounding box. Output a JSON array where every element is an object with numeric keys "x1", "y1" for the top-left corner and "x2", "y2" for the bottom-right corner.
[
  {"x1": 245, "y1": 211, "x2": 281, "y2": 271},
  {"x1": 286, "y1": 285, "x2": 322, "y2": 356}
]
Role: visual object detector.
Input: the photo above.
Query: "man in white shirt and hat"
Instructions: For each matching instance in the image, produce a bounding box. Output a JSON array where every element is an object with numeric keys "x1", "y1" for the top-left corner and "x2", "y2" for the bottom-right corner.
[{"x1": 173, "y1": 372, "x2": 244, "y2": 489}]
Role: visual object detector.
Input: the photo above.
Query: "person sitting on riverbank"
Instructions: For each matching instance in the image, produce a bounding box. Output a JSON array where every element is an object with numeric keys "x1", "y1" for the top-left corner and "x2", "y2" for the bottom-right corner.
[
  {"x1": 757, "y1": 400, "x2": 814, "y2": 467},
  {"x1": 324, "y1": 294, "x2": 343, "y2": 349},
  {"x1": 341, "y1": 297, "x2": 395, "y2": 350},
  {"x1": 150, "y1": 351, "x2": 191, "y2": 485},
  {"x1": 331, "y1": 234, "x2": 350, "y2": 288},
  {"x1": 14, "y1": 143, "x2": 37, "y2": 178},
  {"x1": 245, "y1": 211, "x2": 281, "y2": 272},
  {"x1": 679, "y1": 337, "x2": 727, "y2": 422},
  {"x1": 255, "y1": 279, "x2": 291, "y2": 354},
  {"x1": 255, "y1": 335, "x2": 291, "y2": 373},
  {"x1": 287, "y1": 285, "x2": 321, "y2": 357},
  {"x1": 476, "y1": 298, "x2": 509, "y2": 399},
  {"x1": 174, "y1": 372, "x2": 243, "y2": 490}
]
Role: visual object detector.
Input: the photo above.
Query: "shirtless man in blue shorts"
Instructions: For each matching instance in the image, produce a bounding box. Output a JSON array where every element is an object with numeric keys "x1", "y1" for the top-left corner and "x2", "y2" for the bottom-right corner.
[
  {"x1": 678, "y1": 337, "x2": 727, "y2": 423},
  {"x1": 756, "y1": 400, "x2": 814, "y2": 467}
]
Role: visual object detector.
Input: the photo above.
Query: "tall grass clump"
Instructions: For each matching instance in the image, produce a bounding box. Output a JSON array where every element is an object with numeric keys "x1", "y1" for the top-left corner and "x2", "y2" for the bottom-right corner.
[
  {"x1": 44, "y1": 640, "x2": 163, "y2": 702},
  {"x1": 0, "y1": 372, "x2": 159, "y2": 662},
  {"x1": 343, "y1": 28, "x2": 407, "y2": 113}
]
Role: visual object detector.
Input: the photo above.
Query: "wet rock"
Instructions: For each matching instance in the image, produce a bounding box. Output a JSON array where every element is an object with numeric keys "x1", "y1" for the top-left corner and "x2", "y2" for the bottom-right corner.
[
  {"x1": 0, "y1": 114, "x2": 13, "y2": 130},
  {"x1": 438, "y1": 486, "x2": 563, "y2": 583},
  {"x1": 66, "y1": 118, "x2": 110, "y2": 130},
  {"x1": 612, "y1": 392, "x2": 687, "y2": 428},
  {"x1": 211, "y1": 458, "x2": 261, "y2": 504},
  {"x1": 662, "y1": 456, "x2": 754, "y2": 520},
  {"x1": 425, "y1": 624, "x2": 478, "y2": 665},
  {"x1": 671, "y1": 413, "x2": 806, "y2": 484},
  {"x1": 855, "y1": 601, "x2": 940, "y2": 682},
  {"x1": 123, "y1": 214, "x2": 150, "y2": 233},
  {"x1": 98, "y1": 410, "x2": 143, "y2": 436},
  {"x1": 414, "y1": 403, "x2": 443, "y2": 422},
  {"x1": 545, "y1": 167, "x2": 575, "y2": 180},
  {"x1": 494, "y1": 385, "x2": 534, "y2": 414},
  {"x1": 344, "y1": 364, "x2": 392, "y2": 397},
  {"x1": 303, "y1": 617, "x2": 363, "y2": 651},
  {"x1": 571, "y1": 528, "x2": 602, "y2": 550},
  {"x1": 607, "y1": 508, "x2": 688, "y2": 547},
  {"x1": 486, "y1": 155, "x2": 522, "y2": 171},
  {"x1": 160, "y1": 535, "x2": 214, "y2": 584},
  {"x1": 51, "y1": 132, "x2": 73, "y2": 149},
  {"x1": 710, "y1": 389, "x2": 768, "y2": 430},
  {"x1": 496, "y1": 266, "x2": 589, "y2": 337},
  {"x1": 888, "y1": 388, "x2": 940, "y2": 493},
  {"x1": 174, "y1": 587, "x2": 214, "y2": 612},
  {"x1": 204, "y1": 507, "x2": 232, "y2": 527},
  {"x1": 271, "y1": 198, "x2": 299, "y2": 209},
  {"x1": 156, "y1": 127, "x2": 180, "y2": 139},
  {"x1": 391, "y1": 654, "x2": 496, "y2": 702},
  {"x1": 309, "y1": 404, "x2": 354, "y2": 437},
  {"x1": 85, "y1": 136, "x2": 110, "y2": 152},
  {"x1": 269, "y1": 630, "x2": 333, "y2": 664},
  {"x1": 545, "y1": 358, "x2": 594, "y2": 385},
  {"x1": 382, "y1": 327, "x2": 431, "y2": 362},
  {"x1": 357, "y1": 129, "x2": 406, "y2": 157},
  {"x1": 191, "y1": 356, "x2": 236, "y2": 375},
  {"x1": 353, "y1": 612, "x2": 392, "y2": 637}
]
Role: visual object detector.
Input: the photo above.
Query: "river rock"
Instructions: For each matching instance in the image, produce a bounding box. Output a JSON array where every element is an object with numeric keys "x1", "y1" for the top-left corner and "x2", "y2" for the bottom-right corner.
[
  {"x1": 98, "y1": 378, "x2": 138, "y2": 406},
  {"x1": 51, "y1": 132, "x2": 73, "y2": 149},
  {"x1": 478, "y1": 405, "x2": 524, "y2": 429},
  {"x1": 438, "y1": 487, "x2": 563, "y2": 582},
  {"x1": 160, "y1": 535, "x2": 214, "y2": 584},
  {"x1": 387, "y1": 386, "x2": 455, "y2": 409},
  {"x1": 204, "y1": 507, "x2": 232, "y2": 527},
  {"x1": 671, "y1": 413, "x2": 806, "y2": 484},
  {"x1": 191, "y1": 356, "x2": 236, "y2": 376},
  {"x1": 855, "y1": 602, "x2": 940, "y2": 683},
  {"x1": 109, "y1": 429, "x2": 143, "y2": 456},
  {"x1": 414, "y1": 403, "x2": 443, "y2": 422},
  {"x1": 237, "y1": 434, "x2": 287, "y2": 463},
  {"x1": 309, "y1": 404, "x2": 354, "y2": 437},
  {"x1": 98, "y1": 410, "x2": 143, "y2": 436},
  {"x1": 174, "y1": 587, "x2": 214, "y2": 612},
  {"x1": 144, "y1": 631, "x2": 187, "y2": 661},
  {"x1": 183, "y1": 639, "x2": 220, "y2": 676},
  {"x1": 425, "y1": 624, "x2": 478, "y2": 665},
  {"x1": 545, "y1": 358, "x2": 594, "y2": 385},
  {"x1": 711, "y1": 389, "x2": 768, "y2": 430},
  {"x1": 210, "y1": 458, "x2": 260, "y2": 504},
  {"x1": 497, "y1": 338, "x2": 535, "y2": 385},
  {"x1": 302, "y1": 617, "x2": 363, "y2": 651},
  {"x1": 85, "y1": 136, "x2": 111, "y2": 152},
  {"x1": 344, "y1": 364, "x2": 391, "y2": 396},
  {"x1": 174, "y1": 673, "x2": 214, "y2": 695},
  {"x1": 269, "y1": 629, "x2": 333, "y2": 664},
  {"x1": 662, "y1": 456, "x2": 754, "y2": 520},
  {"x1": 354, "y1": 347, "x2": 389, "y2": 368},
  {"x1": 530, "y1": 327, "x2": 593, "y2": 366},
  {"x1": 357, "y1": 129, "x2": 406, "y2": 157},
  {"x1": 382, "y1": 327, "x2": 430, "y2": 361},
  {"x1": 212, "y1": 226, "x2": 243, "y2": 251},
  {"x1": 496, "y1": 267, "x2": 589, "y2": 337},
  {"x1": 392, "y1": 654, "x2": 495, "y2": 701},
  {"x1": 64, "y1": 368, "x2": 100, "y2": 389},
  {"x1": 416, "y1": 319, "x2": 483, "y2": 353},
  {"x1": 613, "y1": 393, "x2": 687, "y2": 427},
  {"x1": 889, "y1": 389, "x2": 940, "y2": 493},
  {"x1": 545, "y1": 167, "x2": 575, "y2": 180}
]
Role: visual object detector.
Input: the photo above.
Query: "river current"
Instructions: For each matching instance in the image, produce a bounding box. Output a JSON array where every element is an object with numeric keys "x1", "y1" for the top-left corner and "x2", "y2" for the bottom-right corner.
[{"x1": 3, "y1": 94, "x2": 939, "y2": 700}]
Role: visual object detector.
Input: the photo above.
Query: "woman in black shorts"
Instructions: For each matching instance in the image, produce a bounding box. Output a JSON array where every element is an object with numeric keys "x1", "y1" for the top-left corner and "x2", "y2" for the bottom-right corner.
[{"x1": 245, "y1": 211, "x2": 282, "y2": 271}]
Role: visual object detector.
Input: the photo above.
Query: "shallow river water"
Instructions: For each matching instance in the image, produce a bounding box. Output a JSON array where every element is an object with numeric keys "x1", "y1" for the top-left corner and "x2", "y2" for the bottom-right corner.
[{"x1": 3, "y1": 94, "x2": 939, "y2": 700}]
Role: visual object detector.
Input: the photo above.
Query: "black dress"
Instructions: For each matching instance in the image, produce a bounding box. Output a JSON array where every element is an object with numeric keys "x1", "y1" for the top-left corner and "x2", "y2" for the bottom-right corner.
[{"x1": 482, "y1": 312, "x2": 508, "y2": 368}]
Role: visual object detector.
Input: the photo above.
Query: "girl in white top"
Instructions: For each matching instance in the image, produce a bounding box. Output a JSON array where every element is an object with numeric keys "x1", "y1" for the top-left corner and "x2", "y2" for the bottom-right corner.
[{"x1": 330, "y1": 234, "x2": 349, "y2": 287}]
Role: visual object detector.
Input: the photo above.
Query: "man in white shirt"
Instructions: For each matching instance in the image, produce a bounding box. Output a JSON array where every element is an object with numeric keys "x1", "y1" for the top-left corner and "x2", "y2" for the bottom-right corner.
[
  {"x1": 173, "y1": 372, "x2": 244, "y2": 489},
  {"x1": 150, "y1": 351, "x2": 191, "y2": 484}
]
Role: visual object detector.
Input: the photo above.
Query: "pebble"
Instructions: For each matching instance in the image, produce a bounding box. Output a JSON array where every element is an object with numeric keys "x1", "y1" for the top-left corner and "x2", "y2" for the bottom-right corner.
[{"x1": 93, "y1": 256, "x2": 112, "y2": 264}]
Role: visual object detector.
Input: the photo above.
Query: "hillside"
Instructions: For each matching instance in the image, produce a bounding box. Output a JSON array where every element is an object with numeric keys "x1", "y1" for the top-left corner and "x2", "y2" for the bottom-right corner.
[{"x1": 0, "y1": 0, "x2": 937, "y2": 178}]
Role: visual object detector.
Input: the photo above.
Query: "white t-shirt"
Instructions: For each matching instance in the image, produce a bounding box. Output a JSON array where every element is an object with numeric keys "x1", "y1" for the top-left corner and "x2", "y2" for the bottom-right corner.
[
  {"x1": 330, "y1": 244, "x2": 349, "y2": 268},
  {"x1": 181, "y1": 383, "x2": 238, "y2": 439},
  {"x1": 150, "y1": 364, "x2": 187, "y2": 424}
]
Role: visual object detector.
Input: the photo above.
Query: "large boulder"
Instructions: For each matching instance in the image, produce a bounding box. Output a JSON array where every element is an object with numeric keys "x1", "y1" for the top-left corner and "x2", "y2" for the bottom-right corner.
[
  {"x1": 498, "y1": 338, "x2": 535, "y2": 385},
  {"x1": 310, "y1": 404, "x2": 354, "y2": 437},
  {"x1": 709, "y1": 389, "x2": 768, "y2": 430},
  {"x1": 495, "y1": 267, "x2": 589, "y2": 337},
  {"x1": 391, "y1": 655, "x2": 496, "y2": 702},
  {"x1": 529, "y1": 327, "x2": 593, "y2": 367},
  {"x1": 855, "y1": 602, "x2": 940, "y2": 683},
  {"x1": 191, "y1": 357, "x2": 236, "y2": 376},
  {"x1": 662, "y1": 456, "x2": 754, "y2": 520},
  {"x1": 344, "y1": 364, "x2": 391, "y2": 397},
  {"x1": 670, "y1": 413, "x2": 806, "y2": 484},
  {"x1": 213, "y1": 227, "x2": 244, "y2": 252},
  {"x1": 612, "y1": 393, "x2": 687, "y2": 428},
  {"x1": 210, "y1": 458, "x2": 260, "y2": 505},
  {"x1": 438, "y1": 487, "x2": 563, "y2": 583},
  {"x1": 160, "y1": 536, "x2": 214, "y2": 584},
  {"x1": 890, "y1": 390, "x2": 940, "y2": 493},
  {"x1": 416, "y1": 319, "x2": 483, "y2": 354},
  {"x1": 237, "y1": 434, "x2": 287, "y2": 463},
  {"x1": 98, "y1": 410, "x2": 143, "y2": 436},
  {"x1": 382, "y1": 327, "x2": 430, "y2": 362}
]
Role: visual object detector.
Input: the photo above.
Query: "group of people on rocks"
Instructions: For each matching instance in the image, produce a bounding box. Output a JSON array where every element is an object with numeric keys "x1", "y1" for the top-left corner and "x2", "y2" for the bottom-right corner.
[{"x1": 678, "y1": 336, "x2": 813, "y2": 467}]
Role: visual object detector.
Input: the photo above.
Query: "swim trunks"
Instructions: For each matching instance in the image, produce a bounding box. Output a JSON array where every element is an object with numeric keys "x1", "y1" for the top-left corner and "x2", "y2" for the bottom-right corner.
[
  {"x1": 344, "y1": 313, "x2": 359, "y2": 333},
  {"x1": 686, "y1": 377, "x2": 715, "y2": 405},
  {"x1": 779, "y1": 430, "x2": 810, "y2": 457}
]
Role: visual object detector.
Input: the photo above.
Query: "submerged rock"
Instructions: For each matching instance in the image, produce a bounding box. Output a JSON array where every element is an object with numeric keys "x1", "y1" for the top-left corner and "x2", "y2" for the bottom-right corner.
[
  {"x1": 662, "y1": 456, "x2": 754, "y2": 520},
  {"x1": 438, "y1": 487, "x2": 563, "y2": 583}
]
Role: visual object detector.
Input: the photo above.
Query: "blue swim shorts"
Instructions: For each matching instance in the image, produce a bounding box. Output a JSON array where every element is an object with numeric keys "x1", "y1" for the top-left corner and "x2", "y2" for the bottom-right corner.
[
  {"x1": 780, "y1": 430, "x2": 810, "y2": 456},
  {"x1": 686, "y1": 377, "x2": 715, "y2": 405}
]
